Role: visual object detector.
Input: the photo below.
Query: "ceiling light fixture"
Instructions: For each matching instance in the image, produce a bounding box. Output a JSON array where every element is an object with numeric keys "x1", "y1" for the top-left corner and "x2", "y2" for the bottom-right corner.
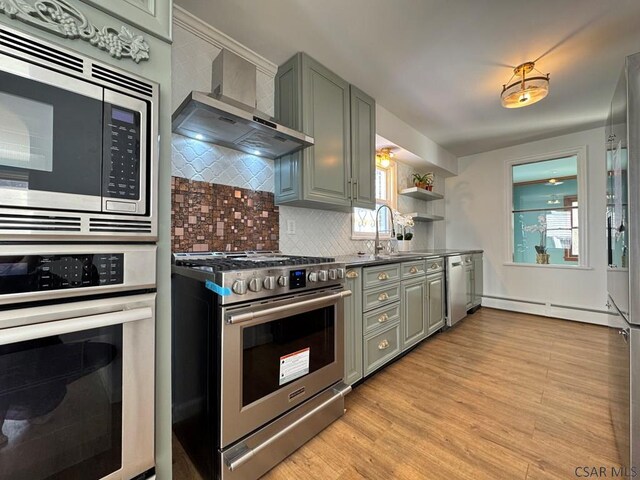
[
  {"x1": 546, "y1": 178, "x2": 564, "y2": 186},
  {"x1": 376, "y1": 147, "x2": 394, "y2": 168},
  {"x1": 501, "y1": 61, "x2": 550, "y2": 109}
]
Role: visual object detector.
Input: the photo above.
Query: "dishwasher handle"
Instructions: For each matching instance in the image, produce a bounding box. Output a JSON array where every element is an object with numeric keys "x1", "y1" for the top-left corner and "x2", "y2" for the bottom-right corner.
[{"x1": 451, "y1": 262, "x2": 462, "y2": 267}]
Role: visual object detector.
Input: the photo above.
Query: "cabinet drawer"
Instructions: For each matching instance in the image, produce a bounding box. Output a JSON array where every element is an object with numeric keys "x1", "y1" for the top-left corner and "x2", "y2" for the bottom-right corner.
[
  {"x1": 363, "y1": 284, "x2": 401, "y2": 311},
  {"x1": 363, "y1": 264, "x2": 401, "y2": 289},
  {"x1": 401, "y1": 260, "x2": 426, "y2": 279},
  {"x1": 363, "y1": 302, "x2": 401, "y2": 335},
  {"x1": 425, "y1": 257, "x2": 444, "y2": 274},
  {"x1": 364, "y1": 323, "x2": 401, "y2": 376}
]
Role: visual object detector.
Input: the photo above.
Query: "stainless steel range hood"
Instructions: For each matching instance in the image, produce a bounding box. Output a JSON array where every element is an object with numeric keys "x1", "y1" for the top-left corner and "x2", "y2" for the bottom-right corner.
[{"x1": 172, "y1": 49, "x2": 313, "y2": 159}]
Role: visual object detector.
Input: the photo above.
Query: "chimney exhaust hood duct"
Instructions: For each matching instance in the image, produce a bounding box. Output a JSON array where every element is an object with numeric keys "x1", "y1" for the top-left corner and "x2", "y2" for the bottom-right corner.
[{"x1": 172, "y1": 49, "x2": 314, "y2": 159}]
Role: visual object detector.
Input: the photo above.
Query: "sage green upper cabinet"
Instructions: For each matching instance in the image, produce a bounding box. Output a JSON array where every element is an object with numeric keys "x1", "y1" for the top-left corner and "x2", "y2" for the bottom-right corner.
[
  {"x1": 80, "y1": 0, "x2": 172, "y2": 41},
  {"x1": 350, "y1": 85, "x2": 376, "y2": 209},
  {"x1": 275, "y1": 53, "x2": 376, "y2": 211}
]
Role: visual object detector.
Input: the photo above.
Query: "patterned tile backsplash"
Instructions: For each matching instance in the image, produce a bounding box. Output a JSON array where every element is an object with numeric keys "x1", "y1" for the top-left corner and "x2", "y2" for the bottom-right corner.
[{"x1": 171, "y1": 177, "x2": 279, "y2": 252}]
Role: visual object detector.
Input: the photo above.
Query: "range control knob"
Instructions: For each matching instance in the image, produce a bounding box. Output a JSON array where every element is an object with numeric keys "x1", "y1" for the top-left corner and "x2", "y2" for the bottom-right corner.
[
  {"x1": 328, "y1": 269, "x2": 337, "y2": 280},
  {"x1": 308, "y1": 272, "x2": 318, "y2": 282},
  {"x1": 277, "y1": 275, "x2": 288, "y2": 287},
  {"x1": 318, "y1": 270, "x2": 328, "y2": 282},
  {"x1": 249, "y1": 277, "x2": 263, "y2": 292},
  {"x1": 263, "y1": 276, "x2": 276, "y2": 290},
  {"x1": 232, "y1": 279, "x2": 247, "y2": 295},
  {"x1": 337, "y1": 268, "x2": 345, "y2": 279}
]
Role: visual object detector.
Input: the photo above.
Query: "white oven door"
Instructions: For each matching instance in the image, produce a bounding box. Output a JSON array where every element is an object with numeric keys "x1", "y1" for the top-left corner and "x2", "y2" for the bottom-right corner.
[
  {"x1": 220, "y1": 287, "x2": 350, "y2": 448},
  {"x1": 0, "y1": 293, "x2": 155, "y2": 480}
]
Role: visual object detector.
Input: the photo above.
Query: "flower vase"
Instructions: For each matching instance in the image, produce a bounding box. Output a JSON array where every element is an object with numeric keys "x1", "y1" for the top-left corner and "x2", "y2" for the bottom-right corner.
[
  {"x1": 536, "y1": 253, "x2": 550, "y2": 264},
  {"x1": 397, "y1": 240, "x2": 412, "y2": 252}
]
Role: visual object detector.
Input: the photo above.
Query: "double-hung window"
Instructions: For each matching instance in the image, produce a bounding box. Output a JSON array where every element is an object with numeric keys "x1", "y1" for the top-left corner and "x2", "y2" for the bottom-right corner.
[
  {"x1": 510, "y1": 149, "x2": 586, "y2": 266},
  {"x1": 352, "y1": 162, "x2": 396, "y2": 238}
]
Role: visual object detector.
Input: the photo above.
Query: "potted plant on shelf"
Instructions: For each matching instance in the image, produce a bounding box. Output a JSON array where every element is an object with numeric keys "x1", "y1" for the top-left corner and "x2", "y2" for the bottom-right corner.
[
  {"x1": 524, "y1": 214, "x2": 549, "y2": 264},
  {"x1": 412, "y1": 172, "x2": 434, "y2": 191},
  {"x1": 394, "y1": 212, "x2": 415, "y2": 252}
]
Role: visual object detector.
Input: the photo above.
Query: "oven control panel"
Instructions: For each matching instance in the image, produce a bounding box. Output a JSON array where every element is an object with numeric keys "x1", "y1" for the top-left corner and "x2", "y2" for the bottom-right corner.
[
  {"x1": 0, "y1": 254, "x2": 124, "y2": 294},
  {"x1": 219, "y1": 264, "x2": 346, "y2": 304}
]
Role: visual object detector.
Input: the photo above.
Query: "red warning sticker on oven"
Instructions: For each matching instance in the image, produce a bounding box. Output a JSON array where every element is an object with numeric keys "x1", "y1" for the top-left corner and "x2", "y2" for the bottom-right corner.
[{"x1": 279, "y1": 347, "x2": 310, "y2": 385}]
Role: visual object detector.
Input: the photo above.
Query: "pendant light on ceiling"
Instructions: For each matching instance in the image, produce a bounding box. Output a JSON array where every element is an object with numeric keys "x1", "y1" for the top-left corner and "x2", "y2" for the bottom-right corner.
[
  {"x1": 376, "y1": 147, "x2": 394, "y2": 168},
  {"x1": 501, "y1": 61, "x2": 550, "y2": 108}
]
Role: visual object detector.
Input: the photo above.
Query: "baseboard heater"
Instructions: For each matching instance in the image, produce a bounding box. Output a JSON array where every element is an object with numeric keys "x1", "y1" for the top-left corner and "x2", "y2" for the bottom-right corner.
[{"x1": 482, "y1": 295, "x2": 615, "y2": 316}]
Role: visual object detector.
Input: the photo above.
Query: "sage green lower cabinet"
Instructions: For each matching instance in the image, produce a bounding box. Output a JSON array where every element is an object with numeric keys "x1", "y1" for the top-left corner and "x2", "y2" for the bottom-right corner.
[
  {"x1": 343, "y1": 268, "x2": 363, "y2": 386},
  {"x1": 400, "y1": 276, "x2": 428, "y2": 350},
  {"x1": 363, "y1": 323, "x2": 401, "y2": 376},
  {"x1": 472, "y1": 253, "x2": 483, "y2": 308},
  {"x1": 427, "y1": 273, "x2": 445, "y2": 335},
  {"x1": 465, "y1": 261, "x2": 474, "y2": 310}
]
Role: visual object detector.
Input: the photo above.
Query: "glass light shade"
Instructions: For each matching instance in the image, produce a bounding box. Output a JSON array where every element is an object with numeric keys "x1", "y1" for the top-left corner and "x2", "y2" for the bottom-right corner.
[{"x1": 501, "y1": 76, "x2": 549, "y2": 108}]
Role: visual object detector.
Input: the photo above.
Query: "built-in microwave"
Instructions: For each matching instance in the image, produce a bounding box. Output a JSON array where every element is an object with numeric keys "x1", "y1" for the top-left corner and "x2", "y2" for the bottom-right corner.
[{"x1": 0, "y1": 26, "x2": 159, "y2": 241}]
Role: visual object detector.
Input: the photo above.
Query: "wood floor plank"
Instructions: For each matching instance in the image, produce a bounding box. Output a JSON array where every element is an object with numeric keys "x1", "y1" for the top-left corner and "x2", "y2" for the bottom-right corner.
[{"x1": 172, "y1": 308, "x2": 621, "y2": 479}]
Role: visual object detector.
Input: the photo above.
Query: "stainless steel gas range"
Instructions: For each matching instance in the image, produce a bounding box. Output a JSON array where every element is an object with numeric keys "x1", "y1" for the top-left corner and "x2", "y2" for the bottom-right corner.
[{"x1": 171, "y1": 251, "x2": 352, "y2": 480}]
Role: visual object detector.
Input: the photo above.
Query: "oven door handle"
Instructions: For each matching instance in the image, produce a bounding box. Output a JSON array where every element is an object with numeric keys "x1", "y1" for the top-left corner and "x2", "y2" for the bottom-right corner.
[
  {"x1": 226, "y1": 290, "x2": 352, "y2": 325},
  {"x1": 0, "y1": 307, "x2": 152, "y2": 345}
]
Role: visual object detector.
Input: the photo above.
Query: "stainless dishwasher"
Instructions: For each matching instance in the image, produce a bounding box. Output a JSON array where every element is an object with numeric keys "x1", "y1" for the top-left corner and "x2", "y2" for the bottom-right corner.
[{"x1": 446, "y1": 255, "x2": 467, "y2": 326}]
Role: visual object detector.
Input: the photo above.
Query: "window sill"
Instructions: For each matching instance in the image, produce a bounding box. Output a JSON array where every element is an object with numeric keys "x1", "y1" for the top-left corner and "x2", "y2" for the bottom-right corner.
[{"x1": 503, "y1": 262, "x2": 593, "y2": 271}]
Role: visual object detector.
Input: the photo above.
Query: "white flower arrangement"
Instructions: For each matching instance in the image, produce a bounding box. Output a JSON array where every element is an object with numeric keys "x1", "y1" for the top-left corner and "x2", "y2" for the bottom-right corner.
[
  {"x1": 394, "y1": 211, "x2": 415, "y2": 240},
  {"x1": 523, "y1": 214, "x2": 548, "y2": 254}
]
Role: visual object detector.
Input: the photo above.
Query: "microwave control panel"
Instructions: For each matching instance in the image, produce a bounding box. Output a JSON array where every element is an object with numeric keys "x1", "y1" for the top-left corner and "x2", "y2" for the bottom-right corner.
[
  {"x1": 0, "y1": 254, "x2": 124, "y2": 294},
  {"x1": 104, "y1": 105, "x2": 141, "y2": 201}
]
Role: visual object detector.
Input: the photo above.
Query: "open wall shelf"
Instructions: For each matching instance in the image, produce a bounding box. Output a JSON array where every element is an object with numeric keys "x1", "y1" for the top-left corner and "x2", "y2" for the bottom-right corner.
[
  {"x1": 406, "y1": 212, "x2": 444, "y2": 222},
  {"x1": 399, "y1": 187, "x2": 444, "y2": 201}
]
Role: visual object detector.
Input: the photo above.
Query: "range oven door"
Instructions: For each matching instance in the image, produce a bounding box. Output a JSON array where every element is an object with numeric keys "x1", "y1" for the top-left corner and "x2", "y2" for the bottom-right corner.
[
  {"x1": 0, "y1": 293, "x2": 155, "y2": 480},
  {"x1": 0, "y1": 55, "x2": 148, "y2": 215},
  {"x1": 220, "y1": 287, "x2": 350, "y2": 448}
]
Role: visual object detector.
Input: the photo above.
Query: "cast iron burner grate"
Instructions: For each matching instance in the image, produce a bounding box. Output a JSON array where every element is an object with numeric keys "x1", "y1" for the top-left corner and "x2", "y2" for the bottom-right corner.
[{"x1": 173, "y1": 252, "x2": 335, "y2": 271}]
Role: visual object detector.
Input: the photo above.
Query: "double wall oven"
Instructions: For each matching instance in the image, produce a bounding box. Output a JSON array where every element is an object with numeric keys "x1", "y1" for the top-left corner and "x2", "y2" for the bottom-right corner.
[
  {"x1": 0, "y1": 25, "x2": 159, "y2": 480},
  {"x1": 172, "y1": 253, "x2": 351, "y2": 480}
]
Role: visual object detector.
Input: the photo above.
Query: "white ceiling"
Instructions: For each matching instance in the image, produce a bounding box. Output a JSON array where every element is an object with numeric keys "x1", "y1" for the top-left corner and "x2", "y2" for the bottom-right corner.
[{"x1": 176, "y1": 0, "x2": 640, "y2": 157}]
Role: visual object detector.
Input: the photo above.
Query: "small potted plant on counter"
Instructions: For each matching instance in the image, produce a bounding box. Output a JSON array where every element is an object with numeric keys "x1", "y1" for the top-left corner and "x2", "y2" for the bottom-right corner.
[
  {"x1": 412, "y1": 172, "x2": 434, "y2": 191},
  {"x1": 394, "y1": 212, "x2": 415, "y2": 252}
]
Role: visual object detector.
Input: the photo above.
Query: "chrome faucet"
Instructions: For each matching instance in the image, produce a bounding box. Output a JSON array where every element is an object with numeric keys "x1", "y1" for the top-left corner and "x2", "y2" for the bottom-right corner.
[{"x1": 374, "y1": 205, "x2": 395, "y2": 254}]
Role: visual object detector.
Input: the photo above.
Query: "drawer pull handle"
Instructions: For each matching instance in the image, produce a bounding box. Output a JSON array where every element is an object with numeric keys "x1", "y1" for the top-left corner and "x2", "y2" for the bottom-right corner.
[
  {"x1": 378, "y1": 339, "x2": 390, "y2": 350},
  {"x1": 346, "y1": 270, "x2": 359, "y2": 279},
  {"x1": 409, "y1": 266, "x2": 418, "y2": 274},
  {"x1": 378, "y1": 313, "x2": 389, "y2": 323},
  {"x1": 377, "y1": 272, "x2": 389, "y2": 280},
  {"x1": 430, "y1": 263, "x2": 439, "y2": 270},
  {"x1": 378, "y1": 292, "x2": 389, "y2": 301}
]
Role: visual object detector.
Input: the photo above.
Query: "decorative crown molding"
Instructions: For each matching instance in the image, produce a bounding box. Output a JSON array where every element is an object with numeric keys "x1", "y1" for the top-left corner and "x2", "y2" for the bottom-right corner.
[
  {"x1": 173, "y1": 5, "x2": 277, "y2": 78},
  {"x1": 0, "y1": 0, "x2": 150, "y2": 62}
]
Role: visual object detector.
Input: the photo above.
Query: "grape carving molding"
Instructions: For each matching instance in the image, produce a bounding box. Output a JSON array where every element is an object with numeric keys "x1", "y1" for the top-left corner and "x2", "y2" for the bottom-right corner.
[{"x1": 0, "y1": 0, "x2": 150, "y2": 62}]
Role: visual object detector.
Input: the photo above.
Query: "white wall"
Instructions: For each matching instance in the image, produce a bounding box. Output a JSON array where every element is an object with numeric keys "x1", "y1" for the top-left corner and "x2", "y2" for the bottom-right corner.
[{"x1": 446, "y1": 127, "x2": 611, "y2": 325}]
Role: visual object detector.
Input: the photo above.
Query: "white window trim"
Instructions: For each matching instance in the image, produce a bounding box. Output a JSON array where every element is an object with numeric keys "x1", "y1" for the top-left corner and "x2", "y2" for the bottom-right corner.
[
  {"x1": 351, "y1": 161, "x2": 397, "y2": 240},
  {"x1": 504, "y1": 145, "x2": 589, "y2": 268}
]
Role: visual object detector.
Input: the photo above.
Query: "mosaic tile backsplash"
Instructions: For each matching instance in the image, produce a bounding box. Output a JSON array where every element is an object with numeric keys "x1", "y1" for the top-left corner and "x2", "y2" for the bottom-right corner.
[{"x1": 171, "y1": 177, "x2": 279, "y2": 252}]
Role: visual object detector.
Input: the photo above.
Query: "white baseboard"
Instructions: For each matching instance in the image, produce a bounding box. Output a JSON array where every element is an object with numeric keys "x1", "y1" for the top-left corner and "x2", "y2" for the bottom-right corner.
[{"x1": 481, "y1": 296, "x2": 618, "y2": 327}]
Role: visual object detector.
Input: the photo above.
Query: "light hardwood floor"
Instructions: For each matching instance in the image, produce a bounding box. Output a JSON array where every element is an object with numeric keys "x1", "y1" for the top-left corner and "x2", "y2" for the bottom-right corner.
[{"x1": 173, "y1": 308, "x2": 620, "y2": 479}]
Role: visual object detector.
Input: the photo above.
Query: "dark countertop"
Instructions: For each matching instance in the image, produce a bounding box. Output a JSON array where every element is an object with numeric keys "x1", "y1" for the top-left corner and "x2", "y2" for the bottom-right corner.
[{"x1": 336, "y1": 249, "x2": 483, "y2": 268}]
